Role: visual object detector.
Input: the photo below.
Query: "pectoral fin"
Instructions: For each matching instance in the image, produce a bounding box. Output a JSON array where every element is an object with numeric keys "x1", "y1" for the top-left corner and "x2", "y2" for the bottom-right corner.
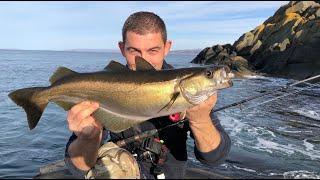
[
  {"x1": 180, "y1": 111, "x2": 187, "y2": 120},
  {"x1": 158, "y1": 91, "x2": 180, "y2": 113}
]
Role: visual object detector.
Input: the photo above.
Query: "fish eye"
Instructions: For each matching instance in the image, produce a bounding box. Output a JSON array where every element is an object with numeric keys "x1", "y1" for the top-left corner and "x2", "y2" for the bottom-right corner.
[{"x1": 206, "y1": 70, "x2": 213, "y2": 78}]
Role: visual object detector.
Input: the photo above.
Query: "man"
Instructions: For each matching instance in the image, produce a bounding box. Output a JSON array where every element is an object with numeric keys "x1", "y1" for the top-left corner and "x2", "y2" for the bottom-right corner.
[{"x1": 65, "y1": 11, "x2": 231, "y2": 179}]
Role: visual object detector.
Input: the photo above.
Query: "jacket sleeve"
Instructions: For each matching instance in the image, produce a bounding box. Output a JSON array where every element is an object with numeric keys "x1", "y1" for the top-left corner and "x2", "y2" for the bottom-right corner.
[
  {"x1": 65, "y1": 132, "x2": 78, "y2": 158},
  {"x1": 190, "y1": 113, "x2": 231, "y2": 166},
  {"x1": 65, "y1": 130, "x2": 108, "y2": 158}
]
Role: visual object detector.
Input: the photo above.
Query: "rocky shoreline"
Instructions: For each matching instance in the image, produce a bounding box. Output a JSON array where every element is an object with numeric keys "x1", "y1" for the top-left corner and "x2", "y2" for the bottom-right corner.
[{"x1": 191, "y1": 1, "x2": 320, "y2": 81}]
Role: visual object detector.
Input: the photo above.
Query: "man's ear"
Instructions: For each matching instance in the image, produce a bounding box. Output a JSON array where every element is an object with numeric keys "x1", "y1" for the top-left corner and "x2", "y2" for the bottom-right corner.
[
  {"x1": 118, "y1": 41, "x2": 125, "y2": 57},
  {"x1": 164, "y1": 40, "x2": 172, "y2": 57}
]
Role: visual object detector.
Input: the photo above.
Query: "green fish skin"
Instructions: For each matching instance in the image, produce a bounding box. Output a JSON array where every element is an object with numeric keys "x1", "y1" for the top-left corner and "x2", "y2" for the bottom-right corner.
[{"x1": 8, "y1": 57, "x2": 233, "y2": 133}]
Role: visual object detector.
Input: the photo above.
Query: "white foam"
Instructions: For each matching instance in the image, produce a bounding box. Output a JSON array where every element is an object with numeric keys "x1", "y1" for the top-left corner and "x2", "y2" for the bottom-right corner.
[
  {"x1": 242, "y1": 75, "x2": 267, "y2": 79},
  {"x1": 303, "y1": 139, "x2": 314, "y2": 151},
  {"x1": 283, "y1": 170, "x2": 320, "y2": 179},
  {"x1": 254, "y1": 137, "x2": 320, "y2": 161},
  {"x1": 291, "y1": 109, "x2": 320, "y2": 121},
  {"x1": 218, "y1": 113, "x2": 276, "y2": 147},
  {"x1": 218, "y1": 113, "x2": 248, "y2": 136},
  {"x1": 281, "y1": 130, "x2": 313, "y2": 134},
  {"x1": 217, "y1": 103, "x2": 320, "y2": 161},
  {"x1": 255, "y1": 137, "x2": 294, "y2": 154},
  {"x1": 232, "y1": 165, "x2": 257, "y2": 173}
]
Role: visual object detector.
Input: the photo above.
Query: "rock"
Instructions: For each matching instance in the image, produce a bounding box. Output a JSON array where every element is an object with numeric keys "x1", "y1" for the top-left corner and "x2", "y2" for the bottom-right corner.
[
  {"x1": 191, "y1": 1, "x2": 320, "y2": 80},
  {"x1": 250, "y1": 40, "x2": 262, "y2": 55},
  {"x1": 285, "y1": 1, "x2": 317, "y2": 14},
  {"x1": 316, "y1": 8, "x2": 320, "y2": 17},
  {"x1": 232, "y1": 0, "x2": 320, "y2": 80},
  {"x1": 191, "y1": 44, "x2": 255, "y2": 77},
  {"x1": 233, "y1": 32, "x2": 254, "y2": 53},
  {"x1": 277, "y1": 38, "x2": 290, "y2": 52}
]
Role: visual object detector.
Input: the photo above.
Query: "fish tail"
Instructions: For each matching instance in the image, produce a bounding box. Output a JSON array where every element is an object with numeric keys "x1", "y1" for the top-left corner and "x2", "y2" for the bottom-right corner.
[{"x1": 8, "y1": 87, "x2": 48, "y2": 130}]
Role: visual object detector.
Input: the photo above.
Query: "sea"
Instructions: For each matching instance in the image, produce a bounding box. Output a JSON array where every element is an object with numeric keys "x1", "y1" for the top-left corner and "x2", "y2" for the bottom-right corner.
[{"x1": 0, "y1": 49, "x2": 319, "y2": 179}]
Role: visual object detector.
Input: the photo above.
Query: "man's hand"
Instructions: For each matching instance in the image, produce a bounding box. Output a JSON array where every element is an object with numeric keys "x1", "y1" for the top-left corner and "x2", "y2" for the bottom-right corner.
[
  {"x1": 67, "y1": 101, "x2": 102, "y2": 140},
  {"x1": 186, "y1": 93, "x2": 221, "y2": 153},
  {"x1": 66, "y1": 101, "x2": 103, "y2": 171},
  {"x1": 186, "y1": 93, "x2": 217, "y2": 125}
]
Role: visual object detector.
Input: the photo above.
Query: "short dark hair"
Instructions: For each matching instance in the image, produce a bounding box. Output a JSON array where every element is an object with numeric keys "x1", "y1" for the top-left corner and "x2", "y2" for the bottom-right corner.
[{"x1": 122, "y1": 11, "x2": 167, "y2": 43}]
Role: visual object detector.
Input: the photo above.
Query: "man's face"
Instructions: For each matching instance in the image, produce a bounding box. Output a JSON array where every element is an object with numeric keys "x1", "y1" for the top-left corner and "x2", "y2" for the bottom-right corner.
[{"x1": 118, "y1": 31, "x2": 172, "y2": 70}]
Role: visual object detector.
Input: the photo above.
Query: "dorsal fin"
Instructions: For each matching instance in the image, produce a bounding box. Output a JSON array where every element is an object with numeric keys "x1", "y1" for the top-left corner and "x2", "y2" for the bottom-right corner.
[
  {"x1": 135, "y1": 56, "x2": 156, "y2": 71},
  {"x1": 49, "y1": 67, "x2": 77, "y2": 84},
  {"x1": 104, "y1": 60, "x2": 127, "y2": 72}
]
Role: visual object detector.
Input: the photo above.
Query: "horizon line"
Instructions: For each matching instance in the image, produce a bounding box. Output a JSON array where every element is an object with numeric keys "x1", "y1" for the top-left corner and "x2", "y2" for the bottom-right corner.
[{"x1": 0, "y1": 48, "x2": 203, "y2": 53}]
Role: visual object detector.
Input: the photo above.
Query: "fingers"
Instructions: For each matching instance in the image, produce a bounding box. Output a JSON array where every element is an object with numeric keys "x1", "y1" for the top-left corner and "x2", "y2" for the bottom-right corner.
[
  {"x1": 207, "y1": 92, "x2": 218, "y2": 105},
  {"x1": 68, "y1": 101, "x2": 98, "y2": 121},
  {"x1": 74, "y1": 103, "x2": 99, "y2": 122},
  {"x1": 187, "y1": 92, "x2": 218, "y2": 112},
  {"x1": 76, "y1": 116, "x2": 101, "y2": 139},
  {"x1": 66, "y1": 101, "x2": 101, "y2": 137}
]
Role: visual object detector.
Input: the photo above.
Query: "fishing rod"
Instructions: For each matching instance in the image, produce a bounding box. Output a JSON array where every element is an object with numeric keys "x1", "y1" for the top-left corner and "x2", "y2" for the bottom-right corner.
[
  {"x1": 116, "y1": 119, "x2": 187, "y2": 147},
  {"x1": 212, "y1": 74, "x2": 320, "y2": 113}
]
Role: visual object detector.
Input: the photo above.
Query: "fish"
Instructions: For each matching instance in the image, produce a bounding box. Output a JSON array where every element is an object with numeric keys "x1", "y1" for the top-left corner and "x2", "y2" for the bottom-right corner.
[{"x1": 8, "y1": 56, "x2": 233, "y2": 133}]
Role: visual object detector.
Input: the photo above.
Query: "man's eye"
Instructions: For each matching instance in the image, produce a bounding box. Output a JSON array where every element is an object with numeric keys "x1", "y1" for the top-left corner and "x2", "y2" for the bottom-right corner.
[
  {"x1": 149, "y1": 50, "x2": 159, "y2": 54},
  {"x1": 129, "y1": 49, "x2": 140, "y2": 55}
]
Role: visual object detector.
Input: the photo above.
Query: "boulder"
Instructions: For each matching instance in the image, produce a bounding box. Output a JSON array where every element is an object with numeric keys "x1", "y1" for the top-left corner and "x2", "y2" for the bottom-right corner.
[
  {"x1": 191, "y1": 44, "x2": 255, "y2": 77},
  {"x1": 232, "y1": 1, "x2": 320, "y2": 80}
]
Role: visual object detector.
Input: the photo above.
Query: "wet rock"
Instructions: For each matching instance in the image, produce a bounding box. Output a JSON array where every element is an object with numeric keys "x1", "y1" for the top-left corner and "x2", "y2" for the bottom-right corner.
[
  {"x1": 316, "y1": 9, "x2": 320, "y2": 17},
  {"x1": 233, "y1": 1, "x2": 320, "y2": 80},
  {"x1": 191, "y1": 44, "x2": 255, "y2": 77}
]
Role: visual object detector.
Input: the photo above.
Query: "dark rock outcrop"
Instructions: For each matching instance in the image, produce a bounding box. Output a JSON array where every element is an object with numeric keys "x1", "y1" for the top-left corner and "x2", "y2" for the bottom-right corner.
[
  {"x1": 191, "y1": 44, "x2": 255, "y2": 77},
  {"x1": 192, "y1": 1, "x2": 320, "y2": 80}
]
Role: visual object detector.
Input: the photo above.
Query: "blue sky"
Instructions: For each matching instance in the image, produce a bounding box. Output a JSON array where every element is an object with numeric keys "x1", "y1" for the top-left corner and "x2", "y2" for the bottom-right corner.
[{"x1": 0, "y1": 1, "x2": 288, "y2": 51}]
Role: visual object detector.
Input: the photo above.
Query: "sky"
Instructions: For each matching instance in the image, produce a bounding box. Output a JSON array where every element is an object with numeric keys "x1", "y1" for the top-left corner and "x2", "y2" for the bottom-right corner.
[{"x1": 0, "y1": 1, "x2": 288, "y2": 51}]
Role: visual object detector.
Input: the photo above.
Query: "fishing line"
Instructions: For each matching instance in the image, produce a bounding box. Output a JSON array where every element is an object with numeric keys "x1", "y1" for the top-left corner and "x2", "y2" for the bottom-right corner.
[
  {"x1": 212, "y1": 74, "x2": 320, "y2": 113},
  {"x1": 241, "y1": 82, "x2": 320, "y2": 111}
]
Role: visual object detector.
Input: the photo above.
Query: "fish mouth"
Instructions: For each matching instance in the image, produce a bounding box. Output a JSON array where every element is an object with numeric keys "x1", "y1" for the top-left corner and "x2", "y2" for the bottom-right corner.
[
  {"x1": 220, "y1": 67, "x2": 234, "y2": 87},
  {"x1": 211, "y1": 77, "x2": 233, "y2": 90},
  {"x1": 217, "y1": 79, "x2": 233, "y2": 88}
]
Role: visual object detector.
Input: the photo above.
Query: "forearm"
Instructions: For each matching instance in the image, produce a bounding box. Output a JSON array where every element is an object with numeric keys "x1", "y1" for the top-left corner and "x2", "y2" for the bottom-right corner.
[
  {"x1": 68, "y1": 132, "x2": 102, "y2": 171},
  {"x1": 189, "y1": 115, "x2": 221, "y2": 153}
]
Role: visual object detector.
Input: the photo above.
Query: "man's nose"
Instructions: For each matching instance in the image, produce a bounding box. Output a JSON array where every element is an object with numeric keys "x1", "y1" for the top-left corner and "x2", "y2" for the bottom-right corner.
[{"x1": 140, "y1": 52, "x2": 148, "y2": 60}]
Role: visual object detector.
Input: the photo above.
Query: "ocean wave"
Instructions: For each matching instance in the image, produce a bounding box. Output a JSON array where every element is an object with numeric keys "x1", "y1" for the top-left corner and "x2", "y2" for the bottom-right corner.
[
  {"x1": 242, "y1": 75, "x2": 267, "y2": 79},
  {"x1": 254, "y1": 137, "x2": 320, "y2": 161},
  {"x1": 303, "y1": 139, "x2": 315, "y2": 152},
  {"x1": 218, "y1": 112, "x2": 320, "y2": 161},
  {"x1": 283, "y1": 170, "x2": 320, "y2": 179},
  {"x1": 218, "y1": 113, "x2": 276, "y2": 143},
  {"x1": 232, "y1": 165, "x2": 257, "y2": 173},
  {"x1": 291, "y1": 109, "x2": 320, "y2": 121}
]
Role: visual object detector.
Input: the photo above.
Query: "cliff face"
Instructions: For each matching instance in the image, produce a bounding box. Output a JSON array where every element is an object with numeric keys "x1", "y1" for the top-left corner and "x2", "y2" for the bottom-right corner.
[{"x1": 192, "y1": 1, "x2": 320, "y2": 80}]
